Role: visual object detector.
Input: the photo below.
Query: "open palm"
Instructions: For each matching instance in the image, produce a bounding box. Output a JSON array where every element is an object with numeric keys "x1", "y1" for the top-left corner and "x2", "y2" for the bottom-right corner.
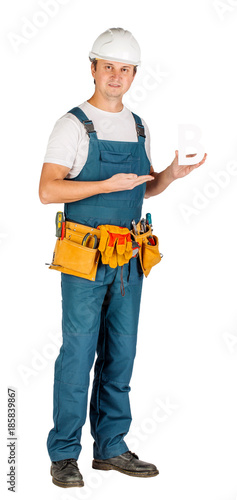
[{"x1": 170, "y1": 150, "x2": 207, "y2": 179}]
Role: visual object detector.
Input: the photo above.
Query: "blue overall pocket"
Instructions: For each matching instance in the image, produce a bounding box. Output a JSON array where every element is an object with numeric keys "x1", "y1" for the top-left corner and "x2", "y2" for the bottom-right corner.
[{"x1": 100, "y1": 150, "x2": 142, "y2": 201}]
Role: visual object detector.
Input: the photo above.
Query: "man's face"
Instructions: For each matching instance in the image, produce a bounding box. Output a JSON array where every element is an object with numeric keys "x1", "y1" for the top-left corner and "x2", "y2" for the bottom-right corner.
[{"x1": 91, "y1": 59, "x2": 136, "y2": 100}]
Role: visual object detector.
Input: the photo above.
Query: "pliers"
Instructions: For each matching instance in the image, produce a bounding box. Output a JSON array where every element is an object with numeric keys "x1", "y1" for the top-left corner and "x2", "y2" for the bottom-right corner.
[{"x1": 82, "y1": 233, "x2": 98, "y2": 249}]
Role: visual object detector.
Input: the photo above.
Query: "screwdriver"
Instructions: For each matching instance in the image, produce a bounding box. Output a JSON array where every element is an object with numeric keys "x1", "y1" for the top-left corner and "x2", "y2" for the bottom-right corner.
[
  {"x1": 131, "y1": 219, "x2": 138, "y2": 235},
  {"x1": 55, "y1": 212, "x2": 65, "y2": 238},
  {"x1": 146, "y1": 213, "x2": 155, "y2": 245},
  {"x1": 146, "y1": 213, "x2": 152, "y2": 228},
  {"x1": 143, "y1": 218, "x2": 147, "y2": 233}
]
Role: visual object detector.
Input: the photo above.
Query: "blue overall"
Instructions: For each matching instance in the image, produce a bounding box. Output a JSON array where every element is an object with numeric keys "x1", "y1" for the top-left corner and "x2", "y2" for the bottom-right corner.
[{"x1": 47, "y1": 107, "x2": 151, "y2": 461}]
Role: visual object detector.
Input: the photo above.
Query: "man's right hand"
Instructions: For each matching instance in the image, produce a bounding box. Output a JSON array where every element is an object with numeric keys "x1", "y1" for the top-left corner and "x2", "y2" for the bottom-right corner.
[
  {"x1": 39, "y1": 163, "x2": 154, "y2": 205},
  {"x1": 105, "y1": 173, "x2": 154, "y2": 193}
]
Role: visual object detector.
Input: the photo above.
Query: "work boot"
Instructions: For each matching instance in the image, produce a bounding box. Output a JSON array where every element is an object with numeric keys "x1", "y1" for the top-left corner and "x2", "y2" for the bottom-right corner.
[
  {"x1": 92, "y1": 451, "x2": 159, "y2": 478},
  {"x1": 50, "y1": 458, "x2": 84, "y2": 488}
]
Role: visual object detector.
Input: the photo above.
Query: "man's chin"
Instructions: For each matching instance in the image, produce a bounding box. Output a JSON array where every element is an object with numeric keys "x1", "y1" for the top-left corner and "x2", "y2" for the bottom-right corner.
[{"x1": 105, "y1": 90, "x2": 123, "y2": 99}]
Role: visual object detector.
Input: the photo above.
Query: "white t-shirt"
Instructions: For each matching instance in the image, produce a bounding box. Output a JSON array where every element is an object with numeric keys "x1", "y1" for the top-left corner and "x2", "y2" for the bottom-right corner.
[{"x1": 43, "y1": 101, "x2": 152, "y2": 179}]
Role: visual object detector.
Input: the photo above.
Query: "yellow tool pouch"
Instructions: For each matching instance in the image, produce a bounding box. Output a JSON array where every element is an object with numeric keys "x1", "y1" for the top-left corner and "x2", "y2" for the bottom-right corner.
[
  {"x1": 49, "y1": 221, "x2": 100, "y2": 281},
  {"x1": 132, "y1": 221, "x2": 162, "y2": 277}
]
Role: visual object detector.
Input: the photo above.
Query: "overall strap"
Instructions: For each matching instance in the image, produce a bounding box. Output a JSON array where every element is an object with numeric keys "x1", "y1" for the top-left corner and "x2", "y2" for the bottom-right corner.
[
  {"x1": 132, "y1": 112, "x2": 146, "y2": 143},
  {"x1": 68, "y1": 107, "x2": 98, "y2": 140}
]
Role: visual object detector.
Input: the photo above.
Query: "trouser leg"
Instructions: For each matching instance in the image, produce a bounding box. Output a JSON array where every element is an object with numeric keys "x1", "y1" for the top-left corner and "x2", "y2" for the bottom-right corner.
[
  {"x1": 90, "y1": 263, "x2": 143, "y2": 460},
  {"x1": 47, "y1": 273, "x2": 107, "y2": 462}
]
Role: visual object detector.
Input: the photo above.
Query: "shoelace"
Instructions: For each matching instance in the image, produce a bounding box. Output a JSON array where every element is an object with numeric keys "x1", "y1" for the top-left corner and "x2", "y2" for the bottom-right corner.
[
  {"x1": 124, "y1": 451, "x2": 139, "y2": 461},
  {"x1": 58, "y1": 459, "x2": 78, "y2": 471}
]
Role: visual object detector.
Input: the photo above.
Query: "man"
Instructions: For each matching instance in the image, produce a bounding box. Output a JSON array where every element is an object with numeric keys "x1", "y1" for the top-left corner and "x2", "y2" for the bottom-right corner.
[{"x1": 39, "y1": 27, "x2": 207, "y2": 488}]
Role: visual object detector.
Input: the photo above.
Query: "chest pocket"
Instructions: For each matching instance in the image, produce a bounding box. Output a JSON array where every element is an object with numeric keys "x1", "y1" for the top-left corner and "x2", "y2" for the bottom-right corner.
[{"x1": 99, "y1": 150, "x2": 142, "y2": 201}]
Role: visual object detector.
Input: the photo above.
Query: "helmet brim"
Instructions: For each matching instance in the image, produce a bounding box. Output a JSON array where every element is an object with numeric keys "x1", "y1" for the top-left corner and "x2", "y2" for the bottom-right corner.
[{"x1": 89, "y1": 51, "x2": 141, "y2": 66}]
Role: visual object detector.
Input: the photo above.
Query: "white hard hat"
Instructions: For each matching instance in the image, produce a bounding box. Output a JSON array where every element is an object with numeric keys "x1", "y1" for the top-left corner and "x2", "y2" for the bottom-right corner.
[{"x1": 89, "y1": 27, "x2": 141, "y2": 66}]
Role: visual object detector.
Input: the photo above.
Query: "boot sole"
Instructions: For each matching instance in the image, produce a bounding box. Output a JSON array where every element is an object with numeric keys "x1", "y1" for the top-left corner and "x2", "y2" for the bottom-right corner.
[
  {"x1": 92, "y1": 460, "x2": 159, "y2": 478},
  {"x1": 50, "y1": 466, "x2": 84, "y2": 488}
]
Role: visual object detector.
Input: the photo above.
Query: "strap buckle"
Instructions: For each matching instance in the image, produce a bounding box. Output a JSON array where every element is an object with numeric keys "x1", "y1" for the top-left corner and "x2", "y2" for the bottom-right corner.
[
  {"x1": 83, "y1": 119, "x2": 96, "y2": 136},
  {"x1": 135, "y1": 123, "x2": 146, "y2": 139}
]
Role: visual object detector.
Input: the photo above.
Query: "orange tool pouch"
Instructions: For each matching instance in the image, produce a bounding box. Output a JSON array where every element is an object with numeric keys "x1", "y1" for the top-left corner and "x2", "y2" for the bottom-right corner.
[
  {"x1": 49, "y1": 221, "x2": 101, "y2": 281},
  {"x1": 131, "y1": 221, "x2": 162, "y2": 277}
]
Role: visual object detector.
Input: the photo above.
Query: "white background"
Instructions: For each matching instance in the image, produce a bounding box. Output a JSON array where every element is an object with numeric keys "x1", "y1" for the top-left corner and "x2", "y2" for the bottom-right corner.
[{"x1": 1, "y1": 0, "x2": 237, "y2": 499}]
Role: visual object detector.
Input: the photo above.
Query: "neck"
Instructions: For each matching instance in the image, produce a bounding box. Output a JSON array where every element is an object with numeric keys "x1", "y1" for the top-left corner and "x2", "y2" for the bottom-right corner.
[{"x1": 87, "y1": 91, "x2": 123, "y2": 113}]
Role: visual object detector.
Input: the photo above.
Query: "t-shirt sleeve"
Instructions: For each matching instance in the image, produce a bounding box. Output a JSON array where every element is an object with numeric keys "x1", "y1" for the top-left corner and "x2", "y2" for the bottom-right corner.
[
  {"x1": 141, "y1": 118, "x2": 152, "y2": 167},
  {"x1": 43, "y1": 114, "x2": 81, "y2": 169}
]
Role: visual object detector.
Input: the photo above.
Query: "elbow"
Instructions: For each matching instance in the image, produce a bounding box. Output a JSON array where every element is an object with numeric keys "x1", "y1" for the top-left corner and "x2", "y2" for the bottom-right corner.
[
  {"x1": 144, "y1": 189, "x2": 151, "y2": 199},
  {"x1": 39, "y1": 187, "x2": 50, "y2": 204}
]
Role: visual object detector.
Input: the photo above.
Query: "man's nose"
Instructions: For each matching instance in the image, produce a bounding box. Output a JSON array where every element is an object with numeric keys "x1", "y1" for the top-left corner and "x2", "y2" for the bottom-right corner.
[{"x1": 110, "y1": 69, "x2": 121, "y2": 79}]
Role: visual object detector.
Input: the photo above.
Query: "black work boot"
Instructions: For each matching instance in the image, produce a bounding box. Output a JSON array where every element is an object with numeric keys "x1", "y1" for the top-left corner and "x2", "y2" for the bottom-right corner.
[
  {"x1": 92, "y1": 451, "x2": 159, "y2": 478},
  {"x1": 50, "y1": 458, "x2": 84, "y2": 488}
]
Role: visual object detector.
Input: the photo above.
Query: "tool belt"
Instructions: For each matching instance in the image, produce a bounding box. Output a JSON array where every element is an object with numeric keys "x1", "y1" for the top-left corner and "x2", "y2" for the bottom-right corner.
[{"x1": 49, "y1": 218, "x2": 162, "y2": 281}]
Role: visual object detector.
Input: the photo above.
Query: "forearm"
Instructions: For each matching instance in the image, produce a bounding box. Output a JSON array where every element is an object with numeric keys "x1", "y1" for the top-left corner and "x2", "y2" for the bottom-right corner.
[
  {"x1": 145, "y1": 166, "x2": 175, "y2": 198},
  {"x1": 40, "y1": 178, "x2": 108, "y2": 204},
  {"x1": 40, "y1": 170, "x2": 154, "y2": 204}
]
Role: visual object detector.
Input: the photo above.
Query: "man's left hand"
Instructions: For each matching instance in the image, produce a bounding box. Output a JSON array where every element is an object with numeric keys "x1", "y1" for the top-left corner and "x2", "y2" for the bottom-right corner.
[{"x1": 169, "y1": 150, "x2": 207, "y2": 180}]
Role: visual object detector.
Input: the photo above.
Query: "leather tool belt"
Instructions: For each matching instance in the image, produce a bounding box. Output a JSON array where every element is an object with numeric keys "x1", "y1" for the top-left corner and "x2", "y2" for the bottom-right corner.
[{"x1": 49, "y1": 219, "x2": 162, "y2": 281}]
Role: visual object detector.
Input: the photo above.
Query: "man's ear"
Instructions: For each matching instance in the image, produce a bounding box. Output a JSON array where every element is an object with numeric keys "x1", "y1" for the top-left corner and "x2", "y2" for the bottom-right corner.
[
  {"x1": 91, "y1": 62, "x2": 96, "y2": 85},
  {"x1": 91, "y1": 62, "x2": 96, "y2": 79}
]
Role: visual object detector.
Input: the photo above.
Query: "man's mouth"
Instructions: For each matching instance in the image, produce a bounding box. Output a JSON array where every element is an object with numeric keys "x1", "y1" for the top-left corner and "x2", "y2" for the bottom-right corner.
[{"x1": 108, "y1": 83, "x2": 121, "y2": 88}]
